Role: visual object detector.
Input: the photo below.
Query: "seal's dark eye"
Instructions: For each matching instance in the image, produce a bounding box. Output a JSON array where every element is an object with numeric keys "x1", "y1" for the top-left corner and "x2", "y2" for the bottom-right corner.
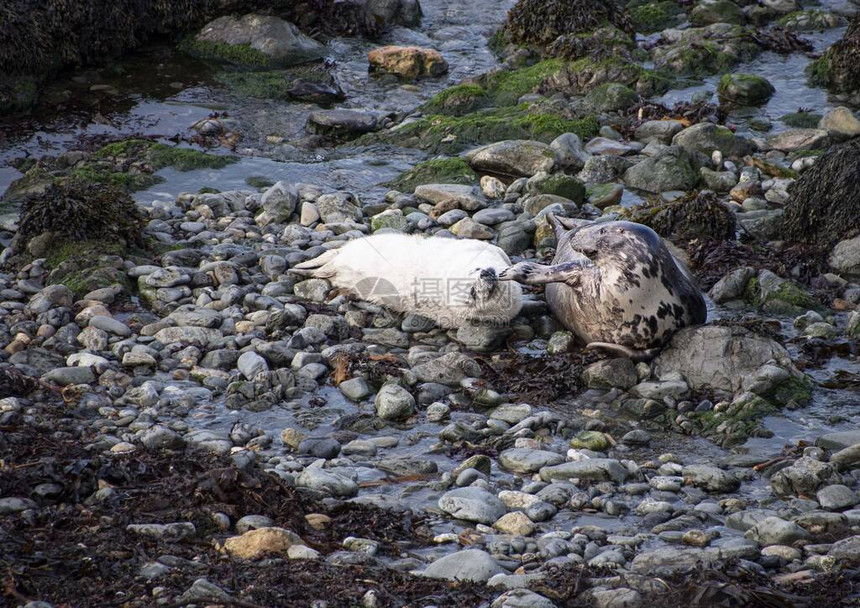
[
  {"x1": 618, "y1": 228, "x2": 625, "y2": 234},
  {"x1": 599, "y1": 228, "x2": 606, "y2": 235}
]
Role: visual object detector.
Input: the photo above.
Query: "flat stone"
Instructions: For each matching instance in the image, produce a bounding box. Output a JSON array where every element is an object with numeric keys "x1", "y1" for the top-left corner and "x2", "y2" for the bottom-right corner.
[
  {"x1": 539, "y1": 459, "x2": 630, "y2": 484},
  {"x1": 223, "y1": 527, "x2": 305, "y2": 559},
  {"x1": 421, "y1": 549, "x2": 504, "y2": 582},
  {"x1": 498, "y1": 448, "x2": 565, "y2": 474},
  {"x1": 438, "y1": 487, "x2": 506, "y2": 524}
]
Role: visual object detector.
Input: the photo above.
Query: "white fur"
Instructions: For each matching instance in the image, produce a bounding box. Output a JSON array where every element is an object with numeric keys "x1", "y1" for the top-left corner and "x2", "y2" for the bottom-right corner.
[{"x1": 292, "y1": 234, "x2": 522, "y2": 329}]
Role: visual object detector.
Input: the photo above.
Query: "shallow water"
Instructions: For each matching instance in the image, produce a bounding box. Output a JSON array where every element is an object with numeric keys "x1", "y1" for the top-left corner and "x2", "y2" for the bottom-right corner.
[{"x1": 655, "y1": 23, "x2": 848, "y2": 132}]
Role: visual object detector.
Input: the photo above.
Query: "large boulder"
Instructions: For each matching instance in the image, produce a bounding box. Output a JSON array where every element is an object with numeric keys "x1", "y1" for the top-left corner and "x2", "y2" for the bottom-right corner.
[
  {"x1": 782, "y1": 139, "x2": 860, "y2": 248},
  {"x1": 808, "y1": 13, "x2": 860, "y2": 98},
  {"x1": 368, "y1": 46, "x2": 447, "y2": 78},
  {"x1": 717, "y1": 73, "x2": 775, "y2": 107},
  {"x1": 192, "y1": 14, "x2": 327, "y2": 67},
  {"x1": 502, "y1": 0, "x2": 633, "y2": 47},
  {"x1": 466, "y1": 140, "x2": 557, "y2": 177},
  {"x1": 654, "y1": 325, "x2": 798, "y2": 394},
  {"x1": 623, "y1": 146, "x2": 699, "y2": 193},
  {"x1": 672, "y1": 121, "x2": 754, "y2": 157}
]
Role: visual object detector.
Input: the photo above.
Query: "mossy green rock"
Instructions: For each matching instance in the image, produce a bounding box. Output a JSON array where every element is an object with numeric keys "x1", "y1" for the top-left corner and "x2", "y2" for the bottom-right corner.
[
  {"x1": 690, "y1": 0, "x2": 745, "y2": 27},
  {"x1": 188, "y1": 15, "x2": 326, "y2": 68},
  {"x1": 623, "y1": 146, "x2": 699, "y2": 193},
  {"x1": 628, "y1": 0, "x2": 685, "y2": 34},
  {"x1": 584, "y1": 82, "x2": 638, "y2": 112},
  {"x1": 780, "y1": 111, "x2": 823, "y2": 128},
  {"x1": 717, "y1": 73, "x2": 775, "y2": 107},
  {"x1": 570, "y1": 431, "x2": 612, "y2": 451},
  {"x1": 744, "y1": 271, "x2": 825, "y2": 315},
  {"x1": 672, "y1": 122, "x2": 754, "y2": 157},
  {"x1": 423, "y1": 84, "x2": 489, "y2": 116},
  {"x1": 652, "y1": 24, "x2": 760, "y2": 77},
  {"x1": 371, "y1": 210, "x2": 408, "y2": 232},
  {"x1": 363, "y1": 105, "x2": 599, "y2": 154},
  {"x1": 385, "y1": 158, "x2": 477, "y2": 193},
  {"x1": 534, "y1": 174, "x2": 586, "y2": 203},
  {"x1": 777, "y1": 10, "x2": 845, "y2": 32}
]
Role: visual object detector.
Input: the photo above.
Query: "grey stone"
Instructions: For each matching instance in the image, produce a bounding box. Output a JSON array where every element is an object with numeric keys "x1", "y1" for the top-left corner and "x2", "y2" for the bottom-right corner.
[
  {"x1": 375, "y1": 383, "x2": 416, "y2": 421},
  {"x1": 42, "y1": 366, "x2": 95, "y2": 386},
  {"x1": 745, "y1": 517, "x2": 810, "y2": 546},
  {"x1": 421, "y1": 549, "x2": 504, "y2": 582},
  {"x1": 817, "y1": 485, "x2": 859, "y2": 510},
  {"x1": 682, "y1": 464, "x2": 740, "y2": 493},
  {"x1": 539, "y1": 459, "x2": 630, "y2": 484},
  {"x1": 623, "y1": 146, "x2": 699, "y2": 193},
  {"x1": 438, "y1": 487, "x2": 506, "y2": 524},
  {"x1": 195, "y1": 14, "x2": 326, "y2": 66},
  {"x1": 237, "y1": 351, "x2": 269, "y2": 380},
  {"x1": 498, "y1": 448, "x2": 565, "y2": 474},
  {"x1": 466, "y1": 140, "x2": 556, "y2": 177}
]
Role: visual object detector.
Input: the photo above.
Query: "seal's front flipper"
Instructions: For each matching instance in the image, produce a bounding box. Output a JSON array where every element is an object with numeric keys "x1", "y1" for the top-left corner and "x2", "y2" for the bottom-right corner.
[
  {"x1": 498, "y1": 261, "x2": 588, "y2": 285},
  {"x1": 586, "y1": 342, "x2": 661, "y2": 362}
]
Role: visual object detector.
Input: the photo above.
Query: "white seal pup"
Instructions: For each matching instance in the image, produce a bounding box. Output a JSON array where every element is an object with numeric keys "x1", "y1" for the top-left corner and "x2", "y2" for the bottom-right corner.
[
  {"x1": 498, "y1": 214, "x2": 706, "y2": 361},
  {"x1": 291, "y1": 234, "x2": 522, "y2": 329}
]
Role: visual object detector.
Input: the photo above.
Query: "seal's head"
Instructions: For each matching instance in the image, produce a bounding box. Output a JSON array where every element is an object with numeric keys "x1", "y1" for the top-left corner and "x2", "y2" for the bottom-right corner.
[{"x1": 548, "y1": 214, "x2": 661, "y2": 270}]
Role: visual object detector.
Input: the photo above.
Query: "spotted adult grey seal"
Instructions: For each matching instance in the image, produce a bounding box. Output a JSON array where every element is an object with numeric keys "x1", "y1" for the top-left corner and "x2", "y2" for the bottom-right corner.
[{"x1": 498, "y1": 214, "x2": 707, "y2": 361}]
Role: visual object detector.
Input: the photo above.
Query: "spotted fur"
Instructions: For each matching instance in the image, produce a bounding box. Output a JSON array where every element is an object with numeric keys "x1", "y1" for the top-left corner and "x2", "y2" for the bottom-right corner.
[{"x1": 502, "y1": 216, "x2": 706, "y2": 356}]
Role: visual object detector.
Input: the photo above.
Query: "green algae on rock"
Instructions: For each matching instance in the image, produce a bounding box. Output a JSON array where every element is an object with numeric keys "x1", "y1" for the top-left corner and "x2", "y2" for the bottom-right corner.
[
  {"x1": 385, "y1": 158, "x2": 478, "y2": 193},
  {"x1": 717, "y1": 73, "x2": 775, "y2": 107},
  {"x1": 652, "y1": 24, "x2": 761, "y2": 77},
  {"x1": 628, "y1": 0, "x2": 686, "y2": 34},
  {"x1": 422, "y1": 84, "x2": 489, "y2": 116},
  {"x1": 360, "y1": 105, "x2": 599, "y2": 154}
]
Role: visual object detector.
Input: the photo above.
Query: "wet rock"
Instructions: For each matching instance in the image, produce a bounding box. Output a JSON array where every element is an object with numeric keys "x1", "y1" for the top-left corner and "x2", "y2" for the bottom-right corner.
[
  {"x1": 492, "y1": 589, "x2": 556, "y2": 608},
  {"x1": 307, "y1": 110, "x2": 379, "y2": 139},
  {"x1": 592, "y1": 588, "x2": 642, "y2": 608},
  {"x1": 745, "y1": 517, "x2": 810, "y2": 546},
  {"x1": 655, "y1": 325, "x2": 796, "y2": 393},
  {"x1": 154, "y1": 326, "x2": 223, "y2": 347},
  {"x1": 578, "y1": 155, "x2": 632, "y2": 183},
  {"x1": 192, "y1": 14, "x2": 326, "y2": 67},
  {"x1": 690, "y1": 0, "x2": 744, "y2": 26},
  {"x1": 296, "y1": 462, "x2": 358, "y2": 497},
  {"x1": 499, "y1": 448, "x2": 565, "y2": 473},
  {"x1": 223, "y1": 527, "x2": 305, "y2": 559},
  {"x1": 368, "y1": 46, "x2": 448, "y2": 78},
  {"x1": 717, "y1": 73, "x2": 775, "y2": 107},
  {"x1": 237, "y1": 352, "x2": 268, "y2": 380},
  {"x1": 817, "y1": 485, "x2": 858, "y2": 510},
  {"x1": 539, "y1": 459, "x2": 630, "y2": 484},
  {"x1": 767, "y1": 129, "x2": 829, "y2": 152},
  {"x1": 829, "y1": 442, "x2": 860, "y2": 469},
  {"x1": 466, "y1": 140, "x2": 557, "y2": 177},
  {"x1": 635, "y1": 120, "x2": 684, "y2": 144},
  {"x1": 830, "y1": 235, "x2": 860, "y2": 278},
  {"x1": 709, "y1": 267, "x2": 754, "y2": 303},
  {"x1": 682, "y1": 465, "x2": 740, "y2": 493},
  {"x1": 42, "y1": 366, "x2": 95, "y2": 386},
  {"x1": 421, "y1": 549, "x2": 504, "y2": 582},
  {"x1": 412, "y1": 352, "x2": 481, "y2": 385},
  {"x1": 139, "y1": 425, "x2": 186, "y2": 451},
  {"x1": 256, "y1": 181, "x2": 298, "y2": 226},
  {"x1": 126, "y1": 522, "x2": 196, "y2": 541},
  {"x1": 828, "y1": 535, "x2": 860, "y2": 562},
  {"x1": 339, "y1": 377, "x2": 373, "y2": 401},
  {"x1": 770, "y1": 457, "x2": 840, "y2": 498},
  {"x1": 375, "y1": 383, "x2": 415, "y2": 421},
  {"x1": 0, "y1": 497, "x2": 37, "y2": 514},
  {"x1": 287, "y1": 78, "x2": 346, "y2": 104},
  {"x1": 316, "y1": 192, "x2": 363, "y2": 223},
  {"x1": 672, "y1": 122, "x2": 754, "y2": 157},
  {"x1": 623, "y1": 146, "x2": 699, "y2": 193},
  {"x1": 438, "y1": 487, "x2": 506, "y2": 524},
  {"x1": 632, "y1": 547, "x2": 719, "y2": 574},
  {"x1": 179, "y1": 578, "x2": 233, "y2": 604}
]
